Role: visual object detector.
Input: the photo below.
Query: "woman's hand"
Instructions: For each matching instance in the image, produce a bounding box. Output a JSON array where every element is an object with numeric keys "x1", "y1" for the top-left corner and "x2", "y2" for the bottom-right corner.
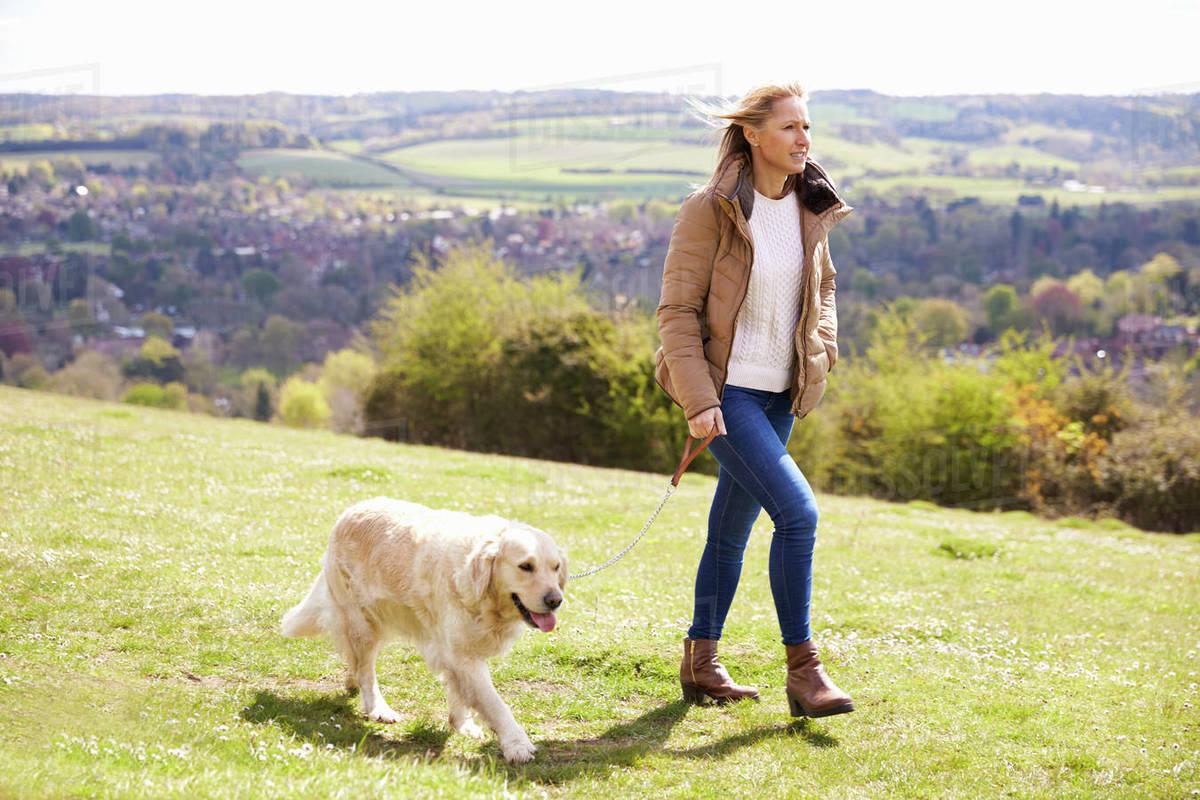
[{"x1": 687, "y1": 406, "x2": 727, "y2": 439}]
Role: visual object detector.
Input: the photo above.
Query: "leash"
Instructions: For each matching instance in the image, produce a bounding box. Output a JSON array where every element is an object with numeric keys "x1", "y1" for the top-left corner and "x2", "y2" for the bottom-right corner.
[{"x1": 568, "y1": 428, "x2": 718, "y2": 581}]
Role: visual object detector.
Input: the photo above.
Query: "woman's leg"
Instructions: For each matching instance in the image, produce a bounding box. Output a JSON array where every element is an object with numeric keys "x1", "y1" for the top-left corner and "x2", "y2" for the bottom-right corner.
[
  {"x1": 702, "y1": 388, "x2": 820, "y2": 646},
  {"x1": 761, "y1": 391, "x2": 819, "y2": 646},
  {"x1": 687, "y1": 385, "x2": 767, "y2": 641},
  {"x1": 688, "y1": 460, "x2": 762, "y2": 641}
]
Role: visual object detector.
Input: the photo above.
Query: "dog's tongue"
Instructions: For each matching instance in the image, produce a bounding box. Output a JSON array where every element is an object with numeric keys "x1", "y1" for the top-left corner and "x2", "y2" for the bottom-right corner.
[{"x1": 529, "y1": 611, "x2": 556, "y2": 632}]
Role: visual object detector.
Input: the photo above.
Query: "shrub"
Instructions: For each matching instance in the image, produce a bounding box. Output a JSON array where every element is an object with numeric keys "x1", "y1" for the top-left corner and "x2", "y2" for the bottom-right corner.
[
  {"x1": 278, "y1": 375, "x2": 330, "y2": 429},
  {"x1": 989, "y1": 326, "x2": 1067, "y2": 399},
  {"x1": 819, "y1": 307, "x2": 1023, "y2": 508},
  {"x1": 1051, "y1": 356, "x2": 1136, "y2": 440},
  {"x1": 488, "y1": 310, "x2": 677, "y2": 470},
  {"x1": 318, "y1": 347, "x2": 377, "y2": 435},
  {"x1": 122, "y1": 382, "x2": 185, "y2": 409},
  {"x1": 367, "y1": 240, "x2": 589, "y2": 450},
  {"x1": 122, "y1": 335, "x2": 184, "y2": 383},
  {"x1": 46, "y1": 349, "x2": 123, "y2": 400},
  {"x1": 1007, "y1": 383, "x2": 1108, "y2": 517},
  {"x1": 1098, "y1": 415, "x2": 1200, "y2": 533}
]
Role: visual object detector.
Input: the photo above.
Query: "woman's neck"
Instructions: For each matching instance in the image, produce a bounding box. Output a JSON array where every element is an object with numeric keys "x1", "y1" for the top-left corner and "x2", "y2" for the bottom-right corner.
[{"x1": 748, "y1": 152, "x2": 794, "y2": 200}]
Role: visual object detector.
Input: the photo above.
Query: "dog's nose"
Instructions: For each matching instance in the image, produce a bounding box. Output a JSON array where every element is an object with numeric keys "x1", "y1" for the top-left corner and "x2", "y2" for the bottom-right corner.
[{"x1": 543, "y1": 590, "x2": 562, "y2": 610}]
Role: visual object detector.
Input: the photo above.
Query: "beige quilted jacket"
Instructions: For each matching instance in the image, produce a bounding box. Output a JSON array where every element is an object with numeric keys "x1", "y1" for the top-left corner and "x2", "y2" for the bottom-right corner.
[{"x1": 654, "y1": 152, "x2": 854, "y2": 420}]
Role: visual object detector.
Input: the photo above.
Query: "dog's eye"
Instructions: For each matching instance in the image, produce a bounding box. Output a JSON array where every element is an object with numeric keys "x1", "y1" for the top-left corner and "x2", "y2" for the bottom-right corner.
[
  {"x1": 519, "y1": 562, "x2": 534, "y2": 572},
  {"x1": 553, "y1": 563, "x2": 560, "y2": 572}
]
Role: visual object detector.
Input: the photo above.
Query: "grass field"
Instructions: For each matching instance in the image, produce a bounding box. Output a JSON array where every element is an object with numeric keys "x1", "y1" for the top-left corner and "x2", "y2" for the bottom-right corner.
[
  {"x1": 235, "y1": 149, "x2": 414, "y2": 188},
  {"x1": 0, "y1": 241, "x2": 111, "y2": 257},
  {"x1": 0, "y1": 384, "x2": 1197, "y2": 798}
]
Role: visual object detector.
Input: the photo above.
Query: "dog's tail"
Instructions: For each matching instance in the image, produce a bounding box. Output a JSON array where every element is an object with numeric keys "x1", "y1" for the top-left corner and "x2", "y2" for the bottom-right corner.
[{"x1": 280, "y1": 568, "x2": 330, "y2": 638}]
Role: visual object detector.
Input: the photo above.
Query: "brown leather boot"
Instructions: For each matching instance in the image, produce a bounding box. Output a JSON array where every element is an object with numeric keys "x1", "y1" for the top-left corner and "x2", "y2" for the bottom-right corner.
[
  {"x1": 680, "y1": 637, "x2": 760, "y2": 705},
  {"x1": 785, "y1": 639, "x2": 854, "y2": 718}
]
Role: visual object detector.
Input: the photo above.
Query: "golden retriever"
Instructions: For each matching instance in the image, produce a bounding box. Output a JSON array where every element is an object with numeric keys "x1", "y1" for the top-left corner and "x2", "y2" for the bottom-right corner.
[{"x1": 281, "y1": 496, "x2": 567, "y2": 763}]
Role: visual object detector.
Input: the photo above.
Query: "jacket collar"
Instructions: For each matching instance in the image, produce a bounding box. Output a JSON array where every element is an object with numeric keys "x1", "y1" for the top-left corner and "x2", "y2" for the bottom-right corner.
[{"x1": 712, "y1": 152, "x2": 853, "y2": 230}]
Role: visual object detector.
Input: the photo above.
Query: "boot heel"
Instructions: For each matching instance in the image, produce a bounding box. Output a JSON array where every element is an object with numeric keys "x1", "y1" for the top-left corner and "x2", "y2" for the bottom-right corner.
[
  {"x1": 680, "y1": 681, "x2": 710, "y2": 705},
  {"x1": 787, "y1": 692, "x2": 807, "y2": 717}
]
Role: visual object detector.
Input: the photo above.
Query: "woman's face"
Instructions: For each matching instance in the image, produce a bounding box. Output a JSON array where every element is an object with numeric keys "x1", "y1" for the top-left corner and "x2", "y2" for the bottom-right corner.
[{"x1": 745, "y1": 95, "x2": 812, "y2": 176}]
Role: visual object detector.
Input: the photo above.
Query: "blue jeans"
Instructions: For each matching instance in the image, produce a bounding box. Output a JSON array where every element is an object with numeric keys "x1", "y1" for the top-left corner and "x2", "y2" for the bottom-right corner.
[{"x1": 687, "y1": 384, "x2": 819, "y2": 646}]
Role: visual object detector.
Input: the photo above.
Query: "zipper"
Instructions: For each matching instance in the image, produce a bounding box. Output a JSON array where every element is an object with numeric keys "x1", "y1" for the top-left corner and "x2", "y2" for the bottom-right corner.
[
  {"x1": 718, "y1": 197, "x2": 754, "y2": 403},
  {"x1": 791, "y1": 215, "x2": 826, "y2": 415}
]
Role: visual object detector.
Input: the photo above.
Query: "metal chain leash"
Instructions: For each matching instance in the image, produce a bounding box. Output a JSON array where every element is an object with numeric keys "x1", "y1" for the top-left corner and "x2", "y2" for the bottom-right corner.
[
  {"x1": 568, "y1": 481, "x2": 676, "y2": 580},
  {"x1": 568, "y1": 428, "x2": 718, "y2": 581}
]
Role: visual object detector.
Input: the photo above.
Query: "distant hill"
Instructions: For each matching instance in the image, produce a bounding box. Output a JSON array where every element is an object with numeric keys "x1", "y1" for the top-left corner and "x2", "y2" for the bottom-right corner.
[{"x1": 2, "y1": 88, "x2": 1197, "y2": 204}]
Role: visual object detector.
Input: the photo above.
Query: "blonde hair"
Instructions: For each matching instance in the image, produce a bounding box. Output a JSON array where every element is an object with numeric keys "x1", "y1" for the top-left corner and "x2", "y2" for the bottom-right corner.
[{"x1": 685, "y1": 81, "x2": 810, "y2": 194}]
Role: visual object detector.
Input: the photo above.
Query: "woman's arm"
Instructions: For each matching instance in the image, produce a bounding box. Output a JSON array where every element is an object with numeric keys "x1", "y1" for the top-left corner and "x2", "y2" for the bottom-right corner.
[{"x1": 656, "y1": 190, "x2": 722, "y2": 419}]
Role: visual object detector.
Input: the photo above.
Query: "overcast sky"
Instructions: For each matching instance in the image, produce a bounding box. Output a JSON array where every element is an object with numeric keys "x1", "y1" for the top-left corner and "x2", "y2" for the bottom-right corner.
[{"x1": 1, "y1": 0, "x2": 1196, "y2": 98}]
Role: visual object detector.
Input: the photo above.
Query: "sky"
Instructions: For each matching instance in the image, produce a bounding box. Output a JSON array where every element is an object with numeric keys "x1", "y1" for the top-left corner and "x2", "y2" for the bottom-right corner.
[{"x1": 1, "y1": 0, "x2": 1197, "y2": 98}]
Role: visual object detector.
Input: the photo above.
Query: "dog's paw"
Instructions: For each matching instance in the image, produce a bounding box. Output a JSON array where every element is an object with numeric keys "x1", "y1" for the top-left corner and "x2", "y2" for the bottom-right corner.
[
  {"x1": 367, "y1": 706, "x2": 401, "y2": 724},
  {"x1": 501, "y1": 735, "x2": 537, "y2": 764},
  {"x1": 454, "y1": 718, "x2": 485, "y2": 739}
]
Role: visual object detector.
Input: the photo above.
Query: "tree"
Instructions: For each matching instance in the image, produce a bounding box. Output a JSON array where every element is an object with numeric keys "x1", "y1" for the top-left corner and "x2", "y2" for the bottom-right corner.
[
  {"x1": 140, "y1": 311, "x2": 174, "y2": 341},
  {"x1": 1132, "y1": 252, "x2": 1183, "y2": 316},
  {"x1": 66, "y1": 210, "x2": 96, "y2": 241},
  {"x1": 1066, "y1": 269, "x2": 1104, "y2": 309},
  {"x1": 122, "y1": 335, "x2": 184, "y2": 383},
  {"x1": 67, "y1": 298, "x2": 102, "y2": 339},
  {"x1": 911, "y1": 298, "x2": 969, "y2": 349},
  {"x1": 1032, "y1": 284, "x2": 1085, "y2": 335},
  {"x1": 982, "y1": 283, "x2": 1019, "y2": 335},
  {"x1": 237, "y1": 367, "x2": 277, "y2": 420},
  {"x1": 255, "y1": 382, "x2": 272, "y2": 422},
  {"x1": 260, "y1": 315, "x2": 305, "y2": 377},
  {"x1": 241, "y1": 268, "x2": 282, "y2": 304}
]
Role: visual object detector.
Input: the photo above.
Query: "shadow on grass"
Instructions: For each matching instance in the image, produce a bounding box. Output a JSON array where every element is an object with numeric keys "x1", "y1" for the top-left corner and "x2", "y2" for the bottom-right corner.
[
  {"x1": 515, "y1": 700, "x2": 840, "y2": 785},
  {"x1": 242, "y1": 690, "x2": 839, "y2": 785},
  {"x1": 240, "y1": 689, "x2": 451, "y2": 759}
]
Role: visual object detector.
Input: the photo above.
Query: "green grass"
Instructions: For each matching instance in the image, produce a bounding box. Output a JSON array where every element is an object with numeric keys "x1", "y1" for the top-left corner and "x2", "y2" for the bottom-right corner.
[
  {"x1": 0, "y1": 384, "x2": 1197, "y2": 798},
  {"x1": 0, "y1": 241, "x2": 111, "y2": 257},
  {"x1": 236, "y1": 149, "x2": 414, "y2": 187},
  {"x1": 380, "y1": 136, "x2": 713, "y2": 199}
]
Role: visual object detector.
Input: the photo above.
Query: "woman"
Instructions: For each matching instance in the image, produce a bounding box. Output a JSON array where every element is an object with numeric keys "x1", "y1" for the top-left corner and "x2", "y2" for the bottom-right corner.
[{"x1": 654, "y1": 82, "x2": 855, "y2": 718}]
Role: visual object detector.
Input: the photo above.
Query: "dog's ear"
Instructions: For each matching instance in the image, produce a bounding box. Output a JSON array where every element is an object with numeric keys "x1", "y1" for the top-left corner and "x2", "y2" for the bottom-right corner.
[{"x1": 457, "y1": 533, "x2": 501, "y2": 607}]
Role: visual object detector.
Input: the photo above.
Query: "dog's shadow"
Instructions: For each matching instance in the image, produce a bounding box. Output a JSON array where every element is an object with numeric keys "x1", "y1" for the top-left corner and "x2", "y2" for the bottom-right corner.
[
  {"x1": 240, "y1": 689, "x2": 452, "y2": 759},
  {"x1": 243, "y1": 689, "x2": 838, "y2": 783}
]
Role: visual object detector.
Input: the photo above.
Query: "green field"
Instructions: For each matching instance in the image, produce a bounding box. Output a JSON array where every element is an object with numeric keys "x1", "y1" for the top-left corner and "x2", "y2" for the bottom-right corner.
[
  {"x1": 0, "y1": 124, "x2": 59, "y2": 143},
  {"x1": 379, "y1": 136, "x2": 714, "y2": 198},
  {"x1": 236, "y1": 149, "x2": 414, "y2": 188},
  {"x1": 1, "y1": 385, "x2": 1197, "y2": 798},
  {"x1": 0, "y1": 241, "x2": 111, "y2": 257}
]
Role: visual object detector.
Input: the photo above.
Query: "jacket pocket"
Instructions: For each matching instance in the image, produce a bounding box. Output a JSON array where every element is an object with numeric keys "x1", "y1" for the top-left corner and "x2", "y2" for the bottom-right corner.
[
  {"x1": 796, "y1": 376, "x2": 828, "y2": 419},
  {"x1": 802, "y1": 346, "x2": 831, "y2": 386}
]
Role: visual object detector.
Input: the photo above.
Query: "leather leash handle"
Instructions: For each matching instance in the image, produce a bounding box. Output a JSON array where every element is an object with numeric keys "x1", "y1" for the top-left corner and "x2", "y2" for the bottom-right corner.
[{"x1": 671, "y1": 428, "x2": 719, "y2": 486}]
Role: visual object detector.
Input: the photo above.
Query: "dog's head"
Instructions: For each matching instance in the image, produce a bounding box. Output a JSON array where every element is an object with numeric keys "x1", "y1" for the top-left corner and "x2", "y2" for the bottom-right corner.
[{"x1": 459, "y1": 522, "x2": 567, "y2": 632}]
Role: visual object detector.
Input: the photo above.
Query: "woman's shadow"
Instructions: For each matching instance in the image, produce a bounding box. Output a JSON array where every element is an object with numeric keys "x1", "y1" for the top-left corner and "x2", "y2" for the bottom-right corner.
[{"x1": 242, "y1": 688, "x2": 839, "y2": 784}]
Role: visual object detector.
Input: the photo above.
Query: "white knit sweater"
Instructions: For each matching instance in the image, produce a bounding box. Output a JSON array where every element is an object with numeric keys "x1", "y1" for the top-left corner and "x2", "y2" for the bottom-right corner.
[{"x1": 725, "y1": 188, "x2": 804, "y2": 392}]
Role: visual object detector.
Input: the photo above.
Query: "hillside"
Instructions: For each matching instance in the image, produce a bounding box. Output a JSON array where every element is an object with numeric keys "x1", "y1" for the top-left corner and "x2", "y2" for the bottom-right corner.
[
  {"x1": 0, "y1": 384, "x2": 1196, "y2": 797},
  {"x1": 3, "y1": 88, "x2": 1198, "y2": 204}
]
